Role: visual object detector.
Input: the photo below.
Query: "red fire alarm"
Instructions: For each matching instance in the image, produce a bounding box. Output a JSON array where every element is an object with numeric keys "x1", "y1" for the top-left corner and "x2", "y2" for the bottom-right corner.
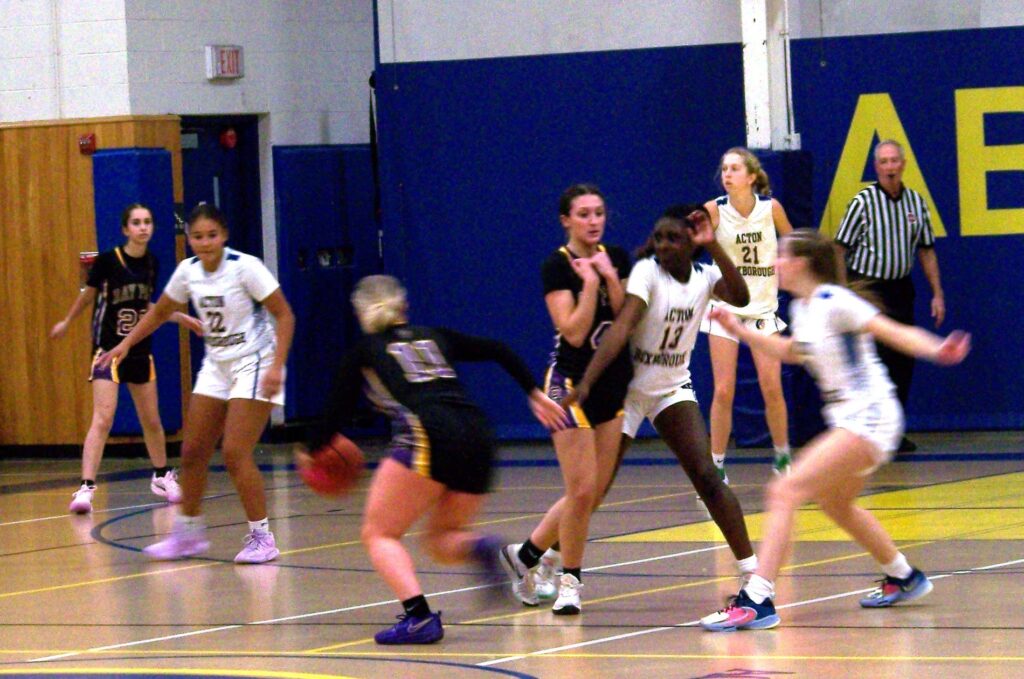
[
  {"x1": 78, "y1": 133, "x2": 96, "y2": 155},
  {"x1": 219, "y1": 127, "x2": 237, "y2": 149}
]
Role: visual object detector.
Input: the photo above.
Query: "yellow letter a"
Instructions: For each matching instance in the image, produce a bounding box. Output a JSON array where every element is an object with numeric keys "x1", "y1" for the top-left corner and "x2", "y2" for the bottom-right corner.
[{"x1": 819, "y1": 93, "x2": 945, "y2": 237}]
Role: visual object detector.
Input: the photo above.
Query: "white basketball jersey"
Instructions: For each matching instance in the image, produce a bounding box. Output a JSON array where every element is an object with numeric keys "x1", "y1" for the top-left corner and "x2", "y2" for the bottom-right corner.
[
  {"x1": 164, "y1": 248, "x2": 280, "y2": 361},
  {"x1": 626, "y1": 257, "x2": 722, "y2": 395},
  {"x1": 713, "y1": 194, "x2": 779, "y2": 317},
  {"x1": 789, "y1": 284, "x2": 896, "y2": 418}
]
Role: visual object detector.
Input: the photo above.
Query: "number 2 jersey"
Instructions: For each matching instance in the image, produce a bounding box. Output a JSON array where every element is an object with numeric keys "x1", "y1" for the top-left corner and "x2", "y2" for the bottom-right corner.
[
  {"x1": 316, "y1": 325, "x2": 538, "y2": 446},
  {"x1": 87, "y1": 247, "x2": 158, "y2": 357},
  {"x1": 541, "y1": 244, "x2": 633, "y2": 385},
  {"x1": 162, "y1": 247, "x2": 280, "y2": 361}
]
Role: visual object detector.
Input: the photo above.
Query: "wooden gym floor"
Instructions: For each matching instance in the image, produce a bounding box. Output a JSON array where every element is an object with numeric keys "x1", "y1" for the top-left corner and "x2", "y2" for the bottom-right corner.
[{"x1": 1, "y1": 430, "x2": 1022, "y2": 679}]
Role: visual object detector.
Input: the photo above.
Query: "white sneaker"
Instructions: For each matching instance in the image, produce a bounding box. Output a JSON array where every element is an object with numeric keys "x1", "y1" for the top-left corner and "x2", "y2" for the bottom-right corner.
[
  {"x1": 552, "y1": 573, "x2": 582, "y2": 615},
  {"x1": 234, "y1": 530, "x2": 280, "y2": 564},
  {"x1": 151, "y1": 470, "x2": 183, "y2": 503},
  {"x1": 499, "y1": 543, "x2": 539, "y2": 606},
  {"x1": 69, "y1": 484, "x2": 95, "y2": 514},
  {"x1": 533, "y1": 549, "x2": 561, "y2": 600}
]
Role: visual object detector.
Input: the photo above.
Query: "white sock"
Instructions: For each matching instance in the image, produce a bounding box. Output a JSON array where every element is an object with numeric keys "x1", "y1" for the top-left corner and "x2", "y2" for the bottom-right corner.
[
  {"x1": 744, "y1": 573, "x2": 774, "y2": 604},
  {"x1": 737, "y1": 555, "x2": 759, "y2": 574},
  {"x1": 774, "y1": 445, "x2": 790, "y2": 457},
  {"x1": 249, "y1": 517, "x2": 270, "y2": 533},
  {"x1": 176, "y1": 514, "x2": 204, "y2": 530},
  {"x1": 712, "y1": 453, "x2": 726, "y2": 468},
  {"x1": 881, "y1": 552, "x2": 913, "y2": 580},
  {"x1": 543, "y1": 547, "x2": 561, "y2": 561}
]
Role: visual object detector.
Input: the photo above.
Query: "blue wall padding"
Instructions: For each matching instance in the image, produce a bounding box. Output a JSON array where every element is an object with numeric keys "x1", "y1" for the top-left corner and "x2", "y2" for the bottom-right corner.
[
  {"x1": 790, "y1": 26, "x2": 1024, "y2": 429},
  {"x1": 273, "y1": 145, "x2": 379, "y2": 420},
  {"x1": 92, "y1": 148, "x2": 182, "y2": 435},
  {"x1": 374, "y1": 44, "x2": 747, "y2": 439}
]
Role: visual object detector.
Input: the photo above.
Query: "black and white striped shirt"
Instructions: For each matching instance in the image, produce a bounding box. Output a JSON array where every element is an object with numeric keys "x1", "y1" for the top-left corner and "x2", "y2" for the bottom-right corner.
[{"x1": 835, "y1": 183, "x2": 935, "y2": 280}]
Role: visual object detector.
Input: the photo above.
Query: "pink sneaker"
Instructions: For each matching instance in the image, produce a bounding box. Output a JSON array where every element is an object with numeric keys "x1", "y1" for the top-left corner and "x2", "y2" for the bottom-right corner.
[
  {"x1": 143, "y1": 525, "x2": 209, "y2": 560},
  {"x1": 151, "y1": 470, "x2": 183, "y2": 503},
  {"x1": 69, "y1": 484, "x2": 95, "y2": 514},
  {"x1": 234, "y1": 530, "x2": 279, "y2": 564}
]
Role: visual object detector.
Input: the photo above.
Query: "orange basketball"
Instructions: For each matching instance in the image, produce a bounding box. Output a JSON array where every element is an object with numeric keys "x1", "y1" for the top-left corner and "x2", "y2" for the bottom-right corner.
[{"x1": 299, "y1": 435, "x2": 365, "y2": 497}]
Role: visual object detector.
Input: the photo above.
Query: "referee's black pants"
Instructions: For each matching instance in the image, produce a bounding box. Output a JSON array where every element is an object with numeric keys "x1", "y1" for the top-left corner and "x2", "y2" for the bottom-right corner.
[{"x1": 850, "y1": 274, "x2": 916, "y2": 408}]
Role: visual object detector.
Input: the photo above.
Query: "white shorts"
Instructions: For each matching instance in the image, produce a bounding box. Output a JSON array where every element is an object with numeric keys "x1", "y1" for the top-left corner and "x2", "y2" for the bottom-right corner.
[
  {"x1": 193, "y1": 348, "x2": 286, "y2": 406},
  {"x1": 622, "y1": 384, "x2": 697, "y2": 438},
  {"x1": 700, "y1": 306, "x2": 787, "y2": 342},
  {"x1": 824, "y1": 396, "x2": 903, "y2": 474}
]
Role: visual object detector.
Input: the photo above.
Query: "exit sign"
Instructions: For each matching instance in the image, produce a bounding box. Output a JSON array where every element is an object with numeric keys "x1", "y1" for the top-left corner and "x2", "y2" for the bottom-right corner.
[{"x1": 205, "y1": 45, "x2": 244, "y2": 79}]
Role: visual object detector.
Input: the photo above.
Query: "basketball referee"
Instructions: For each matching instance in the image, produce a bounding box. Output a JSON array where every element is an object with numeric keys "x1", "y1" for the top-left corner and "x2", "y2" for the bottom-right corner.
[{"x1": 833, "y1": 139, "x2": 946, "y2": 453}]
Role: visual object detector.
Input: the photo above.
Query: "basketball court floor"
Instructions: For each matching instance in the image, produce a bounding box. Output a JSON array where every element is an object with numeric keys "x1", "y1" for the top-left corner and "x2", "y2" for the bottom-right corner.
[{"x1": 2, "y1": 431, "x2": 1022, "y2": 678}]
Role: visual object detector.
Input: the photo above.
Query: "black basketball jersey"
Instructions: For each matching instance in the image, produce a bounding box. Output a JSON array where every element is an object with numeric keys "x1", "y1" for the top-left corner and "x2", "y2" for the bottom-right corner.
[
  {"x1": 316, "y1": 325, "x2": 537, "y2": 444},
  {"x1": 86, "y1": 247, "x2": 158, "y2": 355},
  {"x1": 540, "y1": 243, "x2": 633, "y2": 381}
]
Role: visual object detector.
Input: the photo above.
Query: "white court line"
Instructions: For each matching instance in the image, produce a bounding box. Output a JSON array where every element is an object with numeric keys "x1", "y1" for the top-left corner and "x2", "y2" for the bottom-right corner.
[
  {"x1": 27, "y1": 544, "x2": 730, "y2": 663},
  {"x1": 0, "y1": 501, "x2": 171, "y2": 527},
  {"x1": 27, "y1": 544, "x2": 1024, "y2": 665},
  {"x1": 477, "y1": 557, "x2": 1024, "y2": 667}
]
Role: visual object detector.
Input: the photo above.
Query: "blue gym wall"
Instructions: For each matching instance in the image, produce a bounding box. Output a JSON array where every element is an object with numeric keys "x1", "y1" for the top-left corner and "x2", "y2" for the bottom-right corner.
[
  {"x1": 790, "y1": 26, "x2": 1024, "y2": 429},
  {"x1": 370, "y1": 24, "x2": 1024, "y2": 438},
  {"x1": 92, "y1": 149, "x2": 183, "y2": 436},
  {"x1": 374, "y1": 44, "x2": 746, "y2": 438}
]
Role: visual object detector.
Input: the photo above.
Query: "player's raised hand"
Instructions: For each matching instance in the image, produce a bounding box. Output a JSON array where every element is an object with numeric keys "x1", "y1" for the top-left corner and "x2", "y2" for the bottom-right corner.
[
  {"x1": 589, "y1": 250, "x2": 617, "y2": 279},
  {"x1": 570, "y1": 256, "x2": 599, "y2": 283},
  {"x1": 687, "y1": 209, "x2": 715, "y2": 246}
]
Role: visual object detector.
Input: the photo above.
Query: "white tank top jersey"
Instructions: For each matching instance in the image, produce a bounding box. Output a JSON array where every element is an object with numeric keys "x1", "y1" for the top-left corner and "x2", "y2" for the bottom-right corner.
[
  {"x1": 163, "y1": 248, "x2": 280, "y2": 361},
  {"x1": 712, "y1": 194, "x2": 779, "y2": 317},
  {"x1": 626, "y1": 257, "x2": 722, "y2": 395},
  {"x1": 789, "y1": 284, "x2": 896, "y2": 414}
]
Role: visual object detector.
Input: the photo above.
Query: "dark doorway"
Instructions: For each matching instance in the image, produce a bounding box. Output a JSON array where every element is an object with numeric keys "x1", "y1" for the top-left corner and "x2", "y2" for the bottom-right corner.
[{"x1": 180, "y1": 115, "x2": 263, "y2": 383}]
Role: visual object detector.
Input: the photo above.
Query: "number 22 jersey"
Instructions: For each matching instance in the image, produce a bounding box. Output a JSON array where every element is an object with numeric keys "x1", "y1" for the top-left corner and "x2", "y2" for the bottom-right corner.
[{"x1": 163, "y1": 248, "x2": 280, "y2": 361}]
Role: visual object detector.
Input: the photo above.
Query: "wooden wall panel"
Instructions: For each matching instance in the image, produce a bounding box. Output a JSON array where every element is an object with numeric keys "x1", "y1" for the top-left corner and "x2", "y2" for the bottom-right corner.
[{"x1": 0, "y1": 116, "x2": 183, "y2": 445}]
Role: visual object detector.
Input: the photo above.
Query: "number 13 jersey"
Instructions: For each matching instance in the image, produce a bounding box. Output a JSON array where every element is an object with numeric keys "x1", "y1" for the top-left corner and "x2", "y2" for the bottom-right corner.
[
  {"x1": 626, "y1": 258, "x2": 722, "y2": 396},
  {"x1": 163, "y1": 248, "x2": 280, "y2": 361}
]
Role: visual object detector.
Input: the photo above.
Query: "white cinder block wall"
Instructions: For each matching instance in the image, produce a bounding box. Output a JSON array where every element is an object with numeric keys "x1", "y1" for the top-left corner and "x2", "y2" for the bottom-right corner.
[
  {"x1": 125, "y1": 0, "x2": 374, "y2": 145},
  {"x1": 1, "y1": 0, "x2": 374, "y2": 273},
  {"x1": 123, "y1": 0, "x2": 375, "y2": 271},
  {"x1": 0, "y1": 0, "x2": 130, "y2": 121}
]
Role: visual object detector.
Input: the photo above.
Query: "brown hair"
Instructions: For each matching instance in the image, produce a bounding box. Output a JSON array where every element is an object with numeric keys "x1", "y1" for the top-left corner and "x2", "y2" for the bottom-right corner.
[
  {"x1": 784, "y1": 229, "x2": 884, "y2": 309},
  {"x1": 120, "y1": 203, "x2": 153, "y2": 228},
  {"x1": 717, "y1": 147, "x2": 771, "y2": 195}
]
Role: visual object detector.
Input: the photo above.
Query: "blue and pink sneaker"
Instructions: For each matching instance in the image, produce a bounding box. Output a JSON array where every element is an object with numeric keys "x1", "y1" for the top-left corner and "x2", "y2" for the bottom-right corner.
[
  {"x1": 700, "y1": 590, "x2": 781, "y2": 631},
  {"x1": 859, "y1": 568, "x2": 933, "y2": 608}
]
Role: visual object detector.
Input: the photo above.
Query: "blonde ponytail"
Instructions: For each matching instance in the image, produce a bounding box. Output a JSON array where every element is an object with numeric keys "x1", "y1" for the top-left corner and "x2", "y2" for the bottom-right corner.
[{"x1": 351, "y1": 275, "x2": 407, "y2": 333}]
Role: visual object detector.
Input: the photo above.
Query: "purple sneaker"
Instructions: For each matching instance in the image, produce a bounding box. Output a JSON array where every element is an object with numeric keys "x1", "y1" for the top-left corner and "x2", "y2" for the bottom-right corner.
[
  {"x1": 374, "y1": 611, "x2": 443, "y2": 644},
  {"x1": 471, "y1": 535, "x2": 506, "y2": 605},
  {"x1": 234, "y1": 530, "x2": 279, "y2": 564},
  {"x1": 143, "y1": 525, "x2": 209, "y2": 560}
]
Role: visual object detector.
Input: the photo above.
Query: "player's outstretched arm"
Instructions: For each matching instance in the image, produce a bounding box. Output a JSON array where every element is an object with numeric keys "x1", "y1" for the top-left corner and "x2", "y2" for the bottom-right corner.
[{"x1": 865, "y1": 314, "x2": 969, "y2": 365}]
